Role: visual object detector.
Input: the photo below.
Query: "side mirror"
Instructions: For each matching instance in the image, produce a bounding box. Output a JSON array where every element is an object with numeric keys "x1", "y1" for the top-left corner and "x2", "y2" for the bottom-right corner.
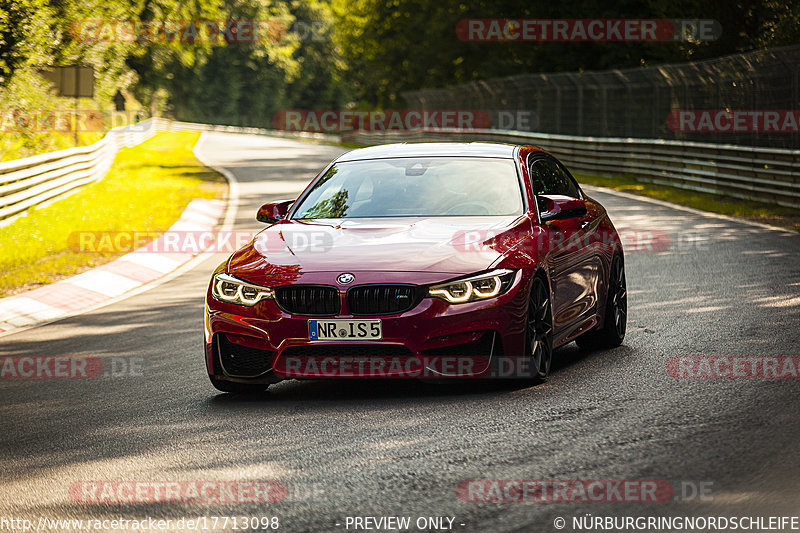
[
  {"x1": 256, "y1": 200, "x2": 293, "y2": 224},
  {"x1": 538, "y1": 195, "x2": 587, "y2": 223}
]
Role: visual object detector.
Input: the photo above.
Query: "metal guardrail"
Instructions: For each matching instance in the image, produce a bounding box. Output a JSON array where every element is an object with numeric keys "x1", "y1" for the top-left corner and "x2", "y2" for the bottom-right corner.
[
  {"x1": 168, "y1": 120, "x2": 340, "y2": 142},
  {"x1": 5, "y1": 118, "x2": 796, "y2": 224},
  {"x1": 0, "y1": 118, "x2": 168, "y2": 224},
  {"x1": 342, "y1": 129, "x2": 800, "y2": 209},
  {"x1": 0, "y1": 118, "x2": 339, "y2": 225},
  {"x1": 402, "y1": 45, "x2": 800, "y2": 150}
]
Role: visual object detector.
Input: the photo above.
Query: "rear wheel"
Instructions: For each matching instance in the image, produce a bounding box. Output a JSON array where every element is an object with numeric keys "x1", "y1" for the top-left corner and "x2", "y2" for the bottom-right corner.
[
  {"x1": 526, "y1": 276, "x2": 554, "y2": 381},
  {"x1": 209, "y1": 376, "x2": 267, "y2": 394},
  {"x1": 576, "y1": 254, "x2": 627, "y2": 350}
]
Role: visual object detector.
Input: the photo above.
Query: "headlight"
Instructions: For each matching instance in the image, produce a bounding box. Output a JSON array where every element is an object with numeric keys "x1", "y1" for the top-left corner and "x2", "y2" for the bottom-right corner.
[
  {"x1": 428, "y1": 269, "x2": 516, "y2": 304},
  {"x1": 212, "y1": 273, "x2": 274, "y2": 306}
]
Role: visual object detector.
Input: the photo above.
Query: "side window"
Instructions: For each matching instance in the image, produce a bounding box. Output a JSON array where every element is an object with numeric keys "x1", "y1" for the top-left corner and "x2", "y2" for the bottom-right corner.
[
  {"x1": 528, "y1": 161, "x2": 547, "y2": 196},
  {"x1": 527, "y1": 161, "x2": 549, "y2": 213},
  {"x1": 553, "y1": 159, "x2": 582, "y2": 198},
  {"x1": 531, "y1": 157, "x2": 582, "y2": 199}
]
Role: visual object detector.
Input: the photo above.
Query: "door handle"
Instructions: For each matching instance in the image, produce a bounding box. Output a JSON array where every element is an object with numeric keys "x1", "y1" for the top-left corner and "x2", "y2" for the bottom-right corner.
[{"x1": 580, "y1": 220, "x2": 590, "y2": 229}]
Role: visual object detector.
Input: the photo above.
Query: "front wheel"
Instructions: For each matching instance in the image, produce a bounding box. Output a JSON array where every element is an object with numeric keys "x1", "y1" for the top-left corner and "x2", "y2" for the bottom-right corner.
[
  {"x1": 576, "y1": 254, "x2": 627, "y2": 350},
  {"x1": 526, "y1": 276, "x2": 554, "y2": 381}
]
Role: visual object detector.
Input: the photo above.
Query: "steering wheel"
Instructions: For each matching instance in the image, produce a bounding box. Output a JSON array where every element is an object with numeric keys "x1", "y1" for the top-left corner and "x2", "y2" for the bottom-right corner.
[{"x1": 444, "y1": 201, "x2": 494, "y2": 215}]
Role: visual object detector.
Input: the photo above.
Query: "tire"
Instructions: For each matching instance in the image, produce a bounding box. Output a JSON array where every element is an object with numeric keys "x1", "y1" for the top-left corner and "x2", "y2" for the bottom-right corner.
[
  {"x1": 209, "y1": 376, "x2": 267, "y2": 394},
  {"x1": 576, "y1": 254, "x2": 627, "y2": 350},
  {"x1": 525, "y1": 276, "x2": 554, "y2": 381}
]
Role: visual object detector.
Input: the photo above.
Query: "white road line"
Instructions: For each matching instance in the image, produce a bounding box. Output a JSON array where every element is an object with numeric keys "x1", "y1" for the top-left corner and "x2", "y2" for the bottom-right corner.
[
  {"x1": 0, "y1": 297, "x2": 65, "y2": 328},
  {"x1": 66, "y1": 271, "x2": 143, "y2": 298},
  {"x1": 583, "y1": 184, "x2": 797, "y2": 235},
  {"x1": 120, "y1": 252, "x2": 183, "y2": 273},
  {"x1": 0, "y1": 132, "x2": 239, "y2": 339}
]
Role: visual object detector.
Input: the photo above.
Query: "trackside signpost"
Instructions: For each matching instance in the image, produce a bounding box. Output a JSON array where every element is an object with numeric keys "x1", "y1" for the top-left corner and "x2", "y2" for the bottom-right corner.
[{"x1": 36, "y1": 65, "x2": 95, "y2": 145}]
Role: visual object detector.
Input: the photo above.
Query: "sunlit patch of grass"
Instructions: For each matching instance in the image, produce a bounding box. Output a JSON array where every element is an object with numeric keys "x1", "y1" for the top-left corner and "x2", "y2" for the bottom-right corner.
[
  {"x1": 575, "y1": 172, "x2": 800, "y2": 232},
  {"x1": 0, "y1": 131, "x2": 226, "y2": 297},
  {"x1": 336, "y1": 141, "x2": 368, "y2": 149},
  {"x1": 0, "y1": 131, "x2": 106, "y2": 162}
]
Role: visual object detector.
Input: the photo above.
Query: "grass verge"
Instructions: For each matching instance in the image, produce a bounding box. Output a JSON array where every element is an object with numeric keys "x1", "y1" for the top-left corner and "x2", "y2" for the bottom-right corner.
[
  {"x1": 0, "y1": 131, "x2": 226, "y2": 298},
  {"x1": 0, "y1": 131, "x2": 106, "y2": 162},
  {"x1": 574, "y1": 172, "x2": 800, "y2": 232}
]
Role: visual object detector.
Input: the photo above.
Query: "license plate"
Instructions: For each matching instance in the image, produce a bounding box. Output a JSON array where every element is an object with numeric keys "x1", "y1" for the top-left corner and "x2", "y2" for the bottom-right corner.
[{"x1": 308, "y1": 319, "x2": 382, "y2": 340}]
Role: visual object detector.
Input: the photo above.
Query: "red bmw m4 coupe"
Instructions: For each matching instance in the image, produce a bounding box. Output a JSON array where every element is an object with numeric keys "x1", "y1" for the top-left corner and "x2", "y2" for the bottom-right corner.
[{"x1": 204, "y1": 142, "x2": 626, "y2": 392}]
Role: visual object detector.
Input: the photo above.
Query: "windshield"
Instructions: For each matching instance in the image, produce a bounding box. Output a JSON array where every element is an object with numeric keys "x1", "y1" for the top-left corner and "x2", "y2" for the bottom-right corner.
[{"x1": 292, "y1": 157, "x2": 523, "y2": 218}]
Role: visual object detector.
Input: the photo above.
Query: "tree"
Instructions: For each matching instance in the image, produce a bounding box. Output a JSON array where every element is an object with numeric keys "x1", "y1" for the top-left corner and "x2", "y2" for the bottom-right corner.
[
  {"x1": 331, "y1": 0, "x2": 800, "y2": 106},
  {"x1": 0, "y1": 0, "x2": 54, "y2": 84}
]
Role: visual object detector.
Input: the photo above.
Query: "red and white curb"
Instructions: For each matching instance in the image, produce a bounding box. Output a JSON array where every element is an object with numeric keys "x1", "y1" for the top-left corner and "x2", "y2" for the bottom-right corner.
[{"x1": 0, "y1": 198, "x2": 225, "y2": 335}]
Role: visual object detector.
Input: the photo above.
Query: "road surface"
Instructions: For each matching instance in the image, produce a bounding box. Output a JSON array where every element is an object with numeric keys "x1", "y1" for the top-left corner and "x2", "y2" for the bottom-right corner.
[{"x1": 1, "y1": 132, "x2": 799, "y2": 532}]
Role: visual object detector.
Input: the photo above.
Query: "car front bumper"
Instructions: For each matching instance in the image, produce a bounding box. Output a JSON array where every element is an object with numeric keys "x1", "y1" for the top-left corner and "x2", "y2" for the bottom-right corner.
[{"x1": 204, "y1": 270, "x2": 532, "y2": 382}]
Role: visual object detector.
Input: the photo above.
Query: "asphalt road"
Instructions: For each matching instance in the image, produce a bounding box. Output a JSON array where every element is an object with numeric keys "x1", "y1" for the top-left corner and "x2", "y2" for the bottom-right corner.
[{"x1": 1, "y1": 132, "x2": 799, "y2": 533}]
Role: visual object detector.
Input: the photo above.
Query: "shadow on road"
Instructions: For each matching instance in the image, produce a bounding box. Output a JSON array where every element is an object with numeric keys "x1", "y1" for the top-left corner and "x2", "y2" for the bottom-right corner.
[
  {"x1": 203, "y1": 342, "x2": 634, "y2": 407},
  {"x1": 207, "y1": 378, "x2": 531, "y2": 405}
]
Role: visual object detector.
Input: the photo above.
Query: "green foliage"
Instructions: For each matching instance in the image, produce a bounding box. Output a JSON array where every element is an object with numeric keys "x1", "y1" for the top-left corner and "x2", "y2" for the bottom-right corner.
[
  {"x1": 285, "y1": 0, "x2": 350, "y2": 110},
  {"x1": 156, "y1": 0, "x2": 297, "y2": 127},
  {"x1": 0, "y1": 0, "x2": 54, "y2": 84},
  {"x1": 162, "y1": 0, "x2": 349, "y2": 127},
  {"x1": 0, "y1": 0, "x2": 798, "y2": 157},
  {"x1": 0, "y1": 68, "x2": 104, "y2": 160},
  {"x1": 332, "y1": 0, "x2": 800, "y2": 106},
  {"x1": 0, "y1": 0, "x2": 349, "y2": 157}
]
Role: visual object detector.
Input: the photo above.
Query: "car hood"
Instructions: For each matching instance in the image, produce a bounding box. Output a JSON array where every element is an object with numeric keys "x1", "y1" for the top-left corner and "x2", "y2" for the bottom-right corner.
[{"x1": 227, "y1": 216, "x2": 531, "y2": 282}]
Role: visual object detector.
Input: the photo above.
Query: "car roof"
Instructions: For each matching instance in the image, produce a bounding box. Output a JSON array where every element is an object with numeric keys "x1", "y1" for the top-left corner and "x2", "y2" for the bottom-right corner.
[{"x1": 336, "y1": 142, "x2": 518, "y2": 162}]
